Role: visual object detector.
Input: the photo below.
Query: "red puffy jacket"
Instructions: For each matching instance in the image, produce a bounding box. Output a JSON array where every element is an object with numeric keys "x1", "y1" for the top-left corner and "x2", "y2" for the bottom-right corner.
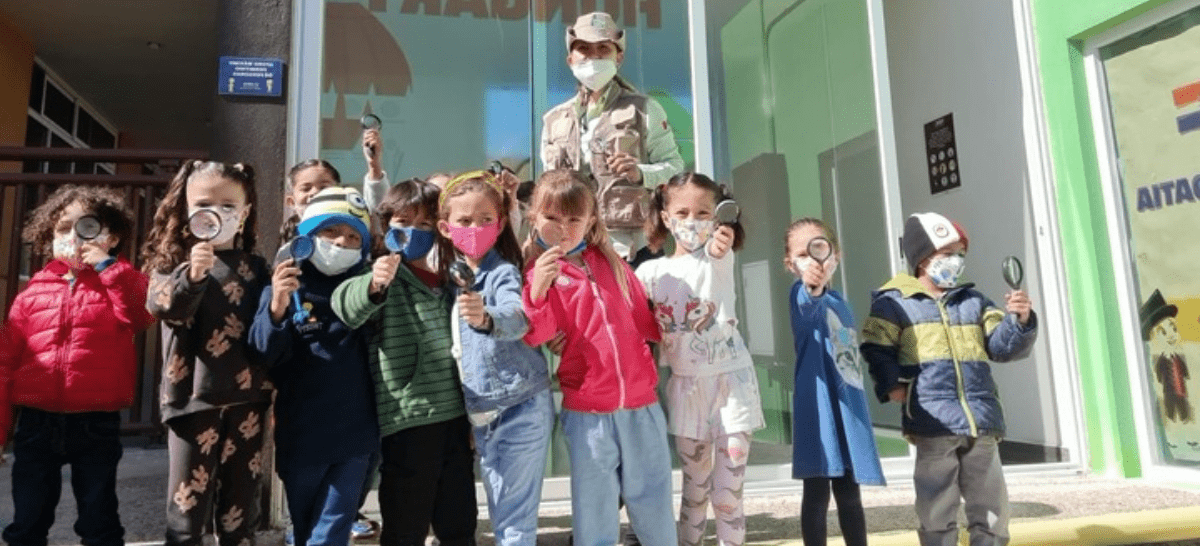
[{"x1": 0, "y1": 258, "x2": 154, "y2": 439}]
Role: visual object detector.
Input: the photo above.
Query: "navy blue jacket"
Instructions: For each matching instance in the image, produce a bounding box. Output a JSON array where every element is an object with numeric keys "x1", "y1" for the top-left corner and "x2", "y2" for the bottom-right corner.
[
  {"x1": 860, "y1": 274, "x2": 1038, "y2": 438},
  {"x1": 249, "y1": 261, "x2": 379, "y2": 471}
]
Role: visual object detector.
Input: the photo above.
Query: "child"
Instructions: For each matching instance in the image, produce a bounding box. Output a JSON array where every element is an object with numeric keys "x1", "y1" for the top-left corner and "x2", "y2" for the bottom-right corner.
[
  {"x1": 634, "y1": 172, "x2": 763, "y2": 546},
  {"x1": 249, "y1": 187, "x2": 380, "y2": 546},
  {"x1": 331, "y1": 180, "x2": 477, "y2": 546},
  {"x1": 279, "y1": 159, "x2": 341, "y2": 243},
  {"x1": 783, "y1": 218, "x2": 884, "y2": 546},
  {"x1": 142, "y1": 160, "x2": 274, "y2": 546},
  {"x1": 436, "y1": 170, "x2": 553, "y2": 546},
  {"x1": 860, "y1": 212, "x2": 1037, "y2": 546},
  {"x1": 0, "y1": 186, "x2": 153, "y2": 546},
  {"x1": 522, "y1": 168, "x2": 676, "y2": 546}
]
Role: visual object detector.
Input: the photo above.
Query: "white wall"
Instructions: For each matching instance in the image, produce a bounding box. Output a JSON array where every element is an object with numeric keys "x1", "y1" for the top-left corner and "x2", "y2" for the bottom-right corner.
[{"x1": 884, "y1": 0, "x2": 1060, "y2": 450}]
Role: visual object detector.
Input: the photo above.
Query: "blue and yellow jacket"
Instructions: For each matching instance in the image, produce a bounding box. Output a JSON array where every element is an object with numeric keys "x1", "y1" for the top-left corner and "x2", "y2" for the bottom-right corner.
[{"x1": 860, "y1": 274, "x2": 1037, "y2": 438}]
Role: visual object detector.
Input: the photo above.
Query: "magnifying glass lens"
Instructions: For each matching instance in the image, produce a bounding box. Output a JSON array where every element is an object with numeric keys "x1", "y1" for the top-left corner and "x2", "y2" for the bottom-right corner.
[
  {"x1": 188, "y1": 210, "x2": 223, "y2": 241},
  {"x1": 808, "y1": 237, "x2": 833, "y2": 264},
  {"x1": 360, "y1": 114, "x2": 382, "y2": 130},
  {"x1": 386, "y1": 228, "x2": 409, "y2": 253},
  {"x1": 540, "y1": 224, "x2": 564, "y2": 248},
  {"x1": 74, "y1": 216, "x2": 102, "y2": 240},
  {"x1": 714, "y1": 200, "x2": 739, "y2": 225}
]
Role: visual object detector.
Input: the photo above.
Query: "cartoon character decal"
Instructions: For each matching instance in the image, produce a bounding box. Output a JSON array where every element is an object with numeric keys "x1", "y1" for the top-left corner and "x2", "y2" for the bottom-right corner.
[
  {"x1": 1141, "y1": 289, "x2": 1193, "y2": 424},
  {"x1": 651, "y1": 274, "x2": 742, "y2": 367},
  {"x1": 823, "y1": 308, "x2": 865, "y2": 390}
]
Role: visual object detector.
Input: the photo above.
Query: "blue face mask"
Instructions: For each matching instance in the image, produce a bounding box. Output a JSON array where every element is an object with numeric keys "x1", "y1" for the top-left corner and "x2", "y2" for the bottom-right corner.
[
  {"x1": 391, "y1": 225, "x2": 436, "y2": 261},
  {"x1": 535, "y1": 233, "x2": 587, "y2": 255}
]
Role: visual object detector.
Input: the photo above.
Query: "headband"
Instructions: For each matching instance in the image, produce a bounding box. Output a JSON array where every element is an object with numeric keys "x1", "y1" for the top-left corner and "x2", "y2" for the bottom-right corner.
[{"x1": 438, "y1": 169, "x2": 507, "y2": 210}]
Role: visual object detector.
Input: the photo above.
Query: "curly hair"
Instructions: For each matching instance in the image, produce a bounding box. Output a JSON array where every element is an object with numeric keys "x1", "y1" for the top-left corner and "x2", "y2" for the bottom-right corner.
[
  {"x1": 435, "y1": 172, "x2": 524, "y2": 279},
  {"x1": 22, "y1": 185, "x2": 135, "y2": 260},
  {"x1": 647, "y1": 172, "x2": 746, "y2": 252},
  {"x1": 140, "y1": 160, "x2": 259, "y2": 274},
  {"x1": 522, "y1": 168, "x2": 632, "y2": 301},
  {"x1": 279, "y1": 159, "x2": 342, "y2": 243}
]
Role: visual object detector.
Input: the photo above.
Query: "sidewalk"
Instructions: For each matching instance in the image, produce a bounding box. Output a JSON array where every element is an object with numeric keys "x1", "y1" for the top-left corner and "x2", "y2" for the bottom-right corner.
[{"x1": 2, "y1": 445, "x2": 1200, "y2": 546}]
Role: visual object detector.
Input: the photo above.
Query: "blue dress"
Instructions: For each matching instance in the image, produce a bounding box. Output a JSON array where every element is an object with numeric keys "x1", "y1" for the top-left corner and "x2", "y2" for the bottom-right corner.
[{"x1": 789, "y1": 282, "x2": 885, "y2": 485}]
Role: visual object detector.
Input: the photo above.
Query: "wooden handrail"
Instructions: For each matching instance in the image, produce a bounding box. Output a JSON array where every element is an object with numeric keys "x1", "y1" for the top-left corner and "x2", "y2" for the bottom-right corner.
[
  {"x1": 0, "y1": 173, "x2": 173, "y2": 186},
  {"x1": 0, "y1": 147, "x2": 208, "y2": 163}
]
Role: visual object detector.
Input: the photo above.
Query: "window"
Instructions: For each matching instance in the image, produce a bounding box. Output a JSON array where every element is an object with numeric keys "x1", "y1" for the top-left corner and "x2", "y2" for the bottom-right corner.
[{"x1": 25, "y1": 60, "x2": 119, "y2": 175}]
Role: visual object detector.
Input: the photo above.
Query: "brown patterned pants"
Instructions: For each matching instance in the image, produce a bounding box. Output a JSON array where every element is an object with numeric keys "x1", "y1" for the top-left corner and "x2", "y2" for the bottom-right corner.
[{"x1": 164, "y1": 403, "x2": 270, "y2": 546}]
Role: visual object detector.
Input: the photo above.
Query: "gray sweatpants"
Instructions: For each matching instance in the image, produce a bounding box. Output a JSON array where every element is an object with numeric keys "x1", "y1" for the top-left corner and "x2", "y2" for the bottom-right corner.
[{"x1": 912, "y1": 435, "x2": 1010, "y2": 546}]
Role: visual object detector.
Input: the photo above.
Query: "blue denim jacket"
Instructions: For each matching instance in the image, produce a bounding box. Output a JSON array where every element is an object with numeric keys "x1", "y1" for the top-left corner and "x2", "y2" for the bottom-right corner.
[{"x1": 456, "y1": 250, "x2": 551, "y2": 413}]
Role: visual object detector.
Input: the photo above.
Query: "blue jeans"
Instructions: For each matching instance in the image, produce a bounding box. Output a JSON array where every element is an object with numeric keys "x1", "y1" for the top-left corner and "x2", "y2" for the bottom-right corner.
[
  {"x1": 473, "y1": 390, "x2": 554, "y2": 546},
  {"x1": 278, "y1": 454, "x2": 372, "y2": 546},
  {"x1": 561, "y1": 404, "x2": 677, "y2": 546},
  {"x1": 3, "y1": 408, "x2": 125, "y2": 546}
]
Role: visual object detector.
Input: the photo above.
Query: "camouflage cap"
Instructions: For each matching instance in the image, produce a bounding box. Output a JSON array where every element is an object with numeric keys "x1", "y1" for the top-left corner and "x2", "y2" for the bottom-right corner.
[{"x1": 566, "y1": 12, "x2": 625, "y2": 52}]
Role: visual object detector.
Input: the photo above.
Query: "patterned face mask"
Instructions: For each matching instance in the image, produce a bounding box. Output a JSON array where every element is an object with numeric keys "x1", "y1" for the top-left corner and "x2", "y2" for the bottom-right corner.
[
  {"x1": 669, "y1": 218, "x2": 714, "y2": 253},
  {"x1": 926, "y1": 254, "x2": 966, "y2": 288}
]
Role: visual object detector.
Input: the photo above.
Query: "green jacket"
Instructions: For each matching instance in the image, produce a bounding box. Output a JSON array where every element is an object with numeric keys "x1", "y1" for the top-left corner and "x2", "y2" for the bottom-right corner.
[{"x1": 332, "y1": 264, "x2": 464, "y2": 437}]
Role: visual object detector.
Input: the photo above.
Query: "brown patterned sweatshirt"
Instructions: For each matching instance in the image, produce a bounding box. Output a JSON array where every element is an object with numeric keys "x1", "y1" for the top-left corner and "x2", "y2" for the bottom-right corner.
[{"x1": 147, "y1": 249, "x2": 273, "y2": 423}]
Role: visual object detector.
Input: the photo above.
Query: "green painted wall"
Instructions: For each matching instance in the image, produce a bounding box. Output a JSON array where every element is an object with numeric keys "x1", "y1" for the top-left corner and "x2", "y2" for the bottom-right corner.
[{"x1": 1030, "y1": 0, "x2": 1175, "y2": 477}]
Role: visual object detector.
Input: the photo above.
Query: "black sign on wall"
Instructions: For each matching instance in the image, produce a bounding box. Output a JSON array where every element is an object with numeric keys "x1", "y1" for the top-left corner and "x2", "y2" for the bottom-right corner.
[{"x1": 924, "y1": 113, "x2": 960, "y2": 194}]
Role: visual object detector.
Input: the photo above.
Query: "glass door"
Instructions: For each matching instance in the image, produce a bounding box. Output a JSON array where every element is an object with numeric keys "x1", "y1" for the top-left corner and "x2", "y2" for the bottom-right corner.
[{"x1": 703, "y1": 0, "x2": 908, "y2": 467}]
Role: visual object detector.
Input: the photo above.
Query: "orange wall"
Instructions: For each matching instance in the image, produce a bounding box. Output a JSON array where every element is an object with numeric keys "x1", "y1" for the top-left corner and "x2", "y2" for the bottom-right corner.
[
  {"x1": 0, "y1": 13, "x2": 33, "y2": 169},
  {"x1": 0, "y1": 13, "x2": 33, "y2": 315}
]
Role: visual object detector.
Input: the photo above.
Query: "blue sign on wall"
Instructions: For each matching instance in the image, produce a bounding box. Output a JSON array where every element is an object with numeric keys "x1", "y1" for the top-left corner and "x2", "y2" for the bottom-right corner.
[{"x1": 218, "y1": 56, "x2": 284, "y2": 97}]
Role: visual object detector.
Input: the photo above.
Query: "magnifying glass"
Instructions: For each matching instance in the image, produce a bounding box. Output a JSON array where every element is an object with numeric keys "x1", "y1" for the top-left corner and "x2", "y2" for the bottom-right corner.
[
  {"x1": 282, "y1": 236, "x2": 316, "y2": 323},
  {"x1": 538, "y1": 223, "x2": 564, "y2": 250},
  {"x1": 1002, "y1": 256, "x2": 1024, "y2": 290},
  {"x1": 807, "y1": 236, "x2": 833, "y2": 266},
  {"x1": 714, "y1": 199, "x2": 740, "y2": 226},
  {"x1": 385, "y1": 227, "x2": 409, "y2": 254},
  {"x1": 188, "y1": 209, "x2": 223, "y2": 242},
  {"x1": 449, "y1": 261, "x2": 476, "y2": 293},
  {"x1": 74, "y1": 215, "x2": 103, "y2": 240},
  {"x1": 361, "y1": 114, "x2": 383, "y2": 157}
]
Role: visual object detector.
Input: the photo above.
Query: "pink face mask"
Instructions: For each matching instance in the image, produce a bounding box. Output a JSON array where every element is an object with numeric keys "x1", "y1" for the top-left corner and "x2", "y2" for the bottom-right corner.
[{"x1": 443, "y1": 221, "x2": 502, "y2": 260}]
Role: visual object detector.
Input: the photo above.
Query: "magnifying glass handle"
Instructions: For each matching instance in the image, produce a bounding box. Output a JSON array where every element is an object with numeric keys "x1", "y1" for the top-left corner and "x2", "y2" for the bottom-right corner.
[{"x1": 291, "y1": 293, "x2": 309, "y2": 322}]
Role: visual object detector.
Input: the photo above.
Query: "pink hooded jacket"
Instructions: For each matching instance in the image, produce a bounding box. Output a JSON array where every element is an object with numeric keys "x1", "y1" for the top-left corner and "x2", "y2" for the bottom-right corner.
[{"x1": 523, "y1": 246, "x2": 661, "y2": 413}]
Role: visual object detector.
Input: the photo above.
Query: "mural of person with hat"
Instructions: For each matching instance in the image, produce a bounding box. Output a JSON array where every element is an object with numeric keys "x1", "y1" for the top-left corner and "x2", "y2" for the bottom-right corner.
[
  {"x1": 1140, "y1": 288, "x2": 1193, "y2": 423},
  {"x1": 540, "y1": 11, "x2": 685, "y2": 266}
]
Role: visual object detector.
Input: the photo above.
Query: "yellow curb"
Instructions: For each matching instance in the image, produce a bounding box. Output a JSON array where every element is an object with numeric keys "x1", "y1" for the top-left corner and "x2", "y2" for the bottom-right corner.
[{"x1": 757, "y1": 505, "x2": 1200, "y2": 546}]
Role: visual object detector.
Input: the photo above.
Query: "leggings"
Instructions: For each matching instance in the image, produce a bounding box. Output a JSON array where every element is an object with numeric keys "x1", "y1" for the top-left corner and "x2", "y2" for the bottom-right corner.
[
  {"x1": 677, "y1": 432, "x2": 752, "y2": 546},
  {"x1": 801, "y1": 476, "x2": 866, "y2": 546}
]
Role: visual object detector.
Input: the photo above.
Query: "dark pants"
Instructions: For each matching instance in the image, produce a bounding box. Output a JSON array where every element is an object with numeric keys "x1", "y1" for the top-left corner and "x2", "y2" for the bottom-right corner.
[
  {"x1": 3, "y1": 408, "x2": 125, "y2": 546},
  {"x1": 164, "y1": 403, "x2": 270, "y2": 546},
  {"x1": 377, "y1": 416, "x2": 477, "y2": 546},
  {"x1": 801, "y1": 476, "x2": 867, "y2": 546}
]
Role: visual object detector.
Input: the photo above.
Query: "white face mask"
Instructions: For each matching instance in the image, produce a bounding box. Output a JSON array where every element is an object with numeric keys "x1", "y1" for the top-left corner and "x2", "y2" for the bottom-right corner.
[
  {"x1": 791, "y1": 256, "x2": 839, "y2": 282},
  {"x1": 570, "y1": 58, "x2": 618, "y2": 91},
  {"x1": 189, "y1": 206, "x2": 243, "y2": 247},
  {"x1": 669, "y1": 218, "x2": 714, "y2": 253},
  {"x1": 926, "y1": 254, "x2": 966, "y2": 288},
  {"x1": 310, "y1": 238, "x2": 361, "y2": 276}
]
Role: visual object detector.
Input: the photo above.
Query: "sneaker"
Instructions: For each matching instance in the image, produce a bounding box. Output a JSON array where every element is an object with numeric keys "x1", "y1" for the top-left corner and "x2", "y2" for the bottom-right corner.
[
  {"x1": 285, "y1": 529, "x2": 295, "y2": 546},
  {"x1": 351, "y1": 518, "x2": 380, "y2": 540}
]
